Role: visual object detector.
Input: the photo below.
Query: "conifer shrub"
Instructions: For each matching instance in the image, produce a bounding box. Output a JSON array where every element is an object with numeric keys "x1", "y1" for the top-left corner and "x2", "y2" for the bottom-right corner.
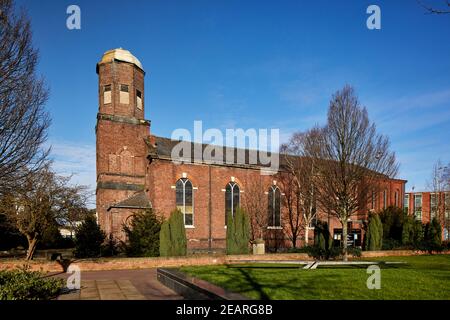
[
  {"x1": 379, "y1": 206, "x2": 404, "y2": 242},
  {"x1": 314, "y1": 220, "x2": 332, "y2": 251},
  {"x1": 74, "y1": 214, "x2": 105, "y2": 258},
  {"x1": 159, "y1": 209, "x2": 187, "y2": 257},
  {"x1": 365, "y1": 212, "x2": 383, "y2": 251},
  {"x1": 413, "y1": 220, "x2": 424, "y2": 245},
  {"x1": 122, "y1": 209, "x2": 162, "y2": 257},
  {"x1": 424, "y1": 217, "x2": 443, "y2": 253},
  {"x1": 226, "y1": 207, "x2": 250, "y2": 255},
  {"x1": 401, "y1": 215, "x2": 415, "y2": 246}
]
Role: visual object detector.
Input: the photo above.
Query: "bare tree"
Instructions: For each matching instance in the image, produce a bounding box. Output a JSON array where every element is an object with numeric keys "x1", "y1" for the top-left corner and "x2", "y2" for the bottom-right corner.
[
  {"x1": 427, "y1": 160, "x2": 449, "y2": 226},
  {"x1": 305, "y1": 86, "x2": 399, "y2": 261},
  {"x1": 57, "y1": 184, "x2": 91, "y2": 238},
  {"x1": 1, "y1": 165, "x2": 89, "y2": 260},
  {"x1": 418, "y1": 0, "x2": 450, "y2": 14},
  {"x1": 0, "y1": 0, "x2": 50, "y2": 195},
  {"x1": 277, "y1": 171, "x2": 302, "y2": 248},
  {"x1": 280, "y1": 130, "x2": 320, "y2": 246},
  {"x1": 243, "y1": 176, "x2": 268, "y2": 241}
]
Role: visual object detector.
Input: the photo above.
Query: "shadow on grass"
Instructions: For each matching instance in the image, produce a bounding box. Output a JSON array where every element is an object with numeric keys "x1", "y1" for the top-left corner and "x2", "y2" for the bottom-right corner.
[
  {"x1": 236, "y1": 268, "x2": 271, "y2": 300},
  {"x1": 228, "y1": 264, "x2": 301, "y2": 270}
]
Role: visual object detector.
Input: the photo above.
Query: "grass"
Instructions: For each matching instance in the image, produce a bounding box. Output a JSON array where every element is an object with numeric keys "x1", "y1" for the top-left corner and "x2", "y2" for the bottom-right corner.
[{"x1": 180, "y1": 254, "x2": 450, "y2": 300}]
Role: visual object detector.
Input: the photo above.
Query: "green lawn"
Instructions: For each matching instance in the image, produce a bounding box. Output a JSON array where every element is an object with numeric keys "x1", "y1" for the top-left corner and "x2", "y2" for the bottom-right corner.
[{"x1": 180, "y1": 254, "x2": 450, "y2": 300}]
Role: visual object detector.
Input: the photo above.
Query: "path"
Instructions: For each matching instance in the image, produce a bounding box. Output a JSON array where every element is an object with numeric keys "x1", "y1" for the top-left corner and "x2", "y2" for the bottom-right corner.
[{"x1": 56, "y1": 268, "x2": 183, "y2": 300}]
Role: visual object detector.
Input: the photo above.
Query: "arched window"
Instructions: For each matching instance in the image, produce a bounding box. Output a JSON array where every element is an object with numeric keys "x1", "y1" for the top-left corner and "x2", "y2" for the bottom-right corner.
[
  {"x1": 176, "y1": 178, "x2": 193, "y2": 226},
  {"x1": 371, "y1": 191, "x2": 376, "y2": 210},
  {"x1": 394, "y1": 190, "x2": 399, "y2": 207},
  {"x1": 268, "y1": 186, "x2": 281, "y2": 227},
  {"x1": 225, "y1": 181, "x2": 240, "y2": 225}
]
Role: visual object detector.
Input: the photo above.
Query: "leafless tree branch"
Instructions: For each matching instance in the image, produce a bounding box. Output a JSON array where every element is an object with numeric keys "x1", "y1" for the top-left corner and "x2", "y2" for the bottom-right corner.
[
  {"x1": 0, "y1": 0, "x2": 50, "y2": 195},
  {"x1": 303, "y1": 85, "x2": 399, "y2": 260},
  {"x1": 417, "y1": 0, "x2": 450, "y2": 14}
]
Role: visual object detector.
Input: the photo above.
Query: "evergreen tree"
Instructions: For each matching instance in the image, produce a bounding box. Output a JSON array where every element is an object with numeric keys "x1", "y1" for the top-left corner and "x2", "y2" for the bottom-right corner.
[
  {"x1": 159, "y1": 209, "x2": 187, "y2": 257},
  {"x1": 74, "y1": 214, "x2": 105, "y2": 258},
  {"x1": 39, "y1": 218, "x2": 64, "y2": 249},
  {"x1": 226, "y1": 207, "x2": 250, "y2": 255},
  {"x1": 365, "y1": 212, "x2": 383, "y2": 251},
  {"x1": 314, "y1": 221, "x2": 331, "y2": 250},
  {"x1": 413, "y1": 220, "x2": 424, "y2": 246},
  {"x1": 424, "y1": 217, "x2": 442, "y2": 252},
  {"x1": 379, "y1": 206, "x2": 404, "y2": 242},
  {"x1": 0, "y1": 213, "x2": 26, "y2": 250},
  {"x1": 402, "y1": 215, "x2": 415, "y2": 245},
  {"x1": 159, "y1": 221, "x2": 171, "y2": 257},
  {"x1": 122, "y1": 209, "x2": 162, "y2": 257}
]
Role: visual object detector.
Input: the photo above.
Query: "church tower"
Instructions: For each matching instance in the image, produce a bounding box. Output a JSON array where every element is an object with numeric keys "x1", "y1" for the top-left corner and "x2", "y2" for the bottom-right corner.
[{"x1": 96, "y1": 48, "x2": 151, "y2": 239}]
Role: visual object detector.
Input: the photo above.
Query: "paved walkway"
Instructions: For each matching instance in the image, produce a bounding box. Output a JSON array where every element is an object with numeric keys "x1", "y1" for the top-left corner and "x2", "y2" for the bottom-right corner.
[{"x1": 56, "y1": 269, "x2": 182, "y2": 300}]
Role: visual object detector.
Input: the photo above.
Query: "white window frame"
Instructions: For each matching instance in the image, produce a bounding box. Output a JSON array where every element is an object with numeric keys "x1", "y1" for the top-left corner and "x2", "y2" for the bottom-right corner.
[
  {"x1": 104, "y1": 84, "x2": 112, "y2": 104},
  {"x1": 225, "y1": 181, "x2": 240, "y2": 226},
  {"x1": 414, "y1": 194, "x2": 422, "y2": 221},
  {"x1": 176, "y1": 178, "x2": 194, "y2": 227},
  {"x1": 404, "y1": 194, "x2": 410, "y2": 213},
  {"x1": 371, "y1": 191, "x2": 376, "y2": 210},
  {"x1": 430, "y1": 193, "x2": 438, "y2": 220},
  {"x1": 267, "y1": 185, "x2": 282, "y2": 228}
]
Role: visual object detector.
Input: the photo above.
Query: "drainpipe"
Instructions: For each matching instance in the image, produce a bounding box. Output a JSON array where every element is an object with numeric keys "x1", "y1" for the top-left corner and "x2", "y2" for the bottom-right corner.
[{"x1": 208, "y1": 165, "x2": 212, "y2": 253}]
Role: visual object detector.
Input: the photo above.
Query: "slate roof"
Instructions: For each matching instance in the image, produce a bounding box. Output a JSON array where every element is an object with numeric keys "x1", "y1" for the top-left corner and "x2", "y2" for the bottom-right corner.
[
  {"x1": 146, "y1": 135, "x2": 285, "y2": 170},
  {"x1": 108, "y1": 191, "x2": 152, "y2": 211}
]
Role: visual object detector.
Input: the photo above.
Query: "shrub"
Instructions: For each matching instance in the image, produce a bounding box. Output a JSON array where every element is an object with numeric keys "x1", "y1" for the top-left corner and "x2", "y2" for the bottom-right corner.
[
  {"x1": 381, "y1": 239, "x2": 403, "y2": 250},
  {"x1": 226, "y1": 207, "x2": 250, "y2": 255},
  {"x1": 402, "y1": 215, "x2": 415, "y2": 245},
  {"x1": 423, "y1": 217, "x2": 443, "y2": 253},
  {"x1": 379, "y1": 206, "x2": 404, "y2": 242},
  {"x1": 122, "y1": 209, "x2": 162, "y2": 257},
  {"x1": 0, "y1": 268, "x2": 63, "y2": 300},
  {"x1": 37, "y1": 219, "x2": 75, "y2": 250},
  {"x1": 0, "y1": 213, "x2": 26, "y2": 251},
  {"x1": 413, "y1": 220, "x2": 424, "y2": 246},
  {"x1": 303, "y1": 245, "x2": 343, "y2": 260},
  {"x1": 287, "y1": 246, "x2": 310, "y2": 254},
  {"x1": 314, "y1": 221, "x2": 332, "y2": 251},
  {"x1": 38, "y1": 219, "x2": 69, "y2": 249},
  {"x1": 365, "y1": 212, "x2": 383, "y2": 251},
  {"x1": 347, "y1": 247, "x2": 362, "y2": 258},
  {"x1": 74, "y1": 214, "x2": 105, "y2": 258},
  {"x1": 101, "y1": 234, "x2": 119, "y2": 257},
  {"x1": 159, "y1": 209, "x2": 187, "y2": 257},
  {"x1": 442, "y1": 241, "x2": 450, "y2": 250}
]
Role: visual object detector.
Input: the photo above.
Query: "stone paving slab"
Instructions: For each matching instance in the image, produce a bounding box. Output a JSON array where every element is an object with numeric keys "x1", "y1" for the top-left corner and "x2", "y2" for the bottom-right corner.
[{"x1": 56, "y1": 269, "x2": 182, "y2": 300}]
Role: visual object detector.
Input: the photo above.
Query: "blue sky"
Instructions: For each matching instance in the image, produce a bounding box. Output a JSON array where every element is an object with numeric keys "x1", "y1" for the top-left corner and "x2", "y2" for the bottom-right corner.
[{"x1": 16, "y1": 0, "x2": 450, "y2": 194}]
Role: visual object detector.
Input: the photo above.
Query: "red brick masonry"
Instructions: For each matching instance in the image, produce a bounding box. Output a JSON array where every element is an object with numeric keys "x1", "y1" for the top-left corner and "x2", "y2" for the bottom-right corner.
[{"x1": 1, "y1": 251, "x2": 447, "y2": 273}]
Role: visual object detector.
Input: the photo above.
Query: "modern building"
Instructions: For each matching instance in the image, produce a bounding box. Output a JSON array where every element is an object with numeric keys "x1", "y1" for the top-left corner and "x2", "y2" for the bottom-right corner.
[
  {"x1": 95, "y1": 48, "x2": 407, "y2": 252},
  {"x1": 404, "y1": 191, "x2": 450, "y2": 240}
]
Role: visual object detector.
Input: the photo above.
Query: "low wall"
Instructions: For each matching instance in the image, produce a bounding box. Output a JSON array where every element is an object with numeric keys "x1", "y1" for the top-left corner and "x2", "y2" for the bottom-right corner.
[
  {"x1": 0, "y1": 250, "x2": 446, "y2": 273},
  {"x1": 360, "y1": 250, "x2": 446, "y2": 257},
  {"x1": 0, "y1": 253, "x2": 310, "y2": 273},
  {"x1": 157, "y1": 268, "x2": 248, "y2": 300}
]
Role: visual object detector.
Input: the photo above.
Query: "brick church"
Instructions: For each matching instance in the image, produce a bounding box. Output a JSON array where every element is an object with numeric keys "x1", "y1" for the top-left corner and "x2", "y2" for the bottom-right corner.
[{"x1": 96, "y1": 48, "x2": 407, "y2": 252}]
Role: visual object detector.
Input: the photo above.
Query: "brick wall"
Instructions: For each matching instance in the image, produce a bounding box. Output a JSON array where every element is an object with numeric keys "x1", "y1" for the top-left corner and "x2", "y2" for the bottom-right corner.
[
  {"x1": 2, "y1": 251, "x2": 447, "y2": 273},
  {"x1": 96, "y1": 58, "x2": 149, "y2": 237},
  {"x1": 95, "y1": 51, "x2": 409, "y2": 251}
]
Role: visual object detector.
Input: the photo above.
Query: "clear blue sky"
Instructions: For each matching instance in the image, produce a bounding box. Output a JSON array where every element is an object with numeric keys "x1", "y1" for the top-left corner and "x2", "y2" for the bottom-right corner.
[{"x1": 16, "y1": 0, "x2": 450, "y2": 194}]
